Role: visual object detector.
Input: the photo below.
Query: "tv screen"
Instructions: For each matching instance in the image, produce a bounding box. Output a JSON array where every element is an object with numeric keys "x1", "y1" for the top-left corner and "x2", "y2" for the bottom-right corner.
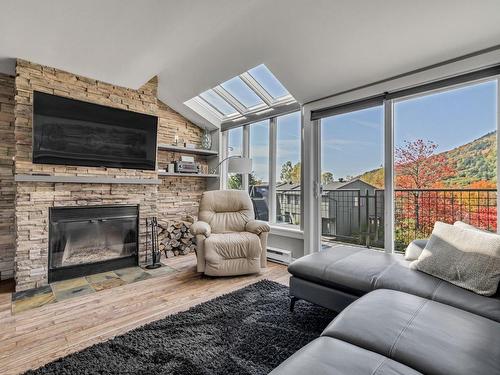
[{"x1": 33, "y1": 91, "x2": 158, "y2": 170}]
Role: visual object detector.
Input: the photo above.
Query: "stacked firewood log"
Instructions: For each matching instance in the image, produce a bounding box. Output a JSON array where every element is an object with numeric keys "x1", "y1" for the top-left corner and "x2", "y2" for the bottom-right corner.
[{"x1": 157, "y1": 220, "x2": 196, "y2": 257}]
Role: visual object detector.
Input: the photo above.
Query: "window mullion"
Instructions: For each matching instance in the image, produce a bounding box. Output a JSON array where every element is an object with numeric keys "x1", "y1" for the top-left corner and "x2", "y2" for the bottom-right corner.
[
  {"x1": 242, "y1": 125, "x2": 250, "y2": 191},
  {"x1": 240, "y1": 73, "x2": 274, "y2": 106},
  {"x1": 497, "y1": 77, "x2": 500, "y2": 234},
  {"x1": 213, "y1": 86, "x2": 247, "y2": 115},
  {"x1": 269, "y1": 117, "x2": 277, "y2": 224},
  {"x1": 384, "y1": 99, "x2": 395, "y2": 253},
  {"x1": 221, "y1": 131, "x2": 228, "y2": 190}
]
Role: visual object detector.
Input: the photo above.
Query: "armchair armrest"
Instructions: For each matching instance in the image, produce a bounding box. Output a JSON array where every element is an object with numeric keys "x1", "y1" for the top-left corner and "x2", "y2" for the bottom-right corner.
[
  {"x1": 245, "y1": 220, "x2": 271, "y2": 235},
  {"x1": 190, "y1": 221, "x2": 211, "y2": 238}
]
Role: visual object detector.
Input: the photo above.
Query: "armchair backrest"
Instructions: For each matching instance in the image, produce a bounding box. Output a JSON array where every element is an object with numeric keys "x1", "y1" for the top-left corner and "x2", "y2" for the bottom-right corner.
[{"x1": 198, "y1": 190, "x2": 255, "y2": 233}]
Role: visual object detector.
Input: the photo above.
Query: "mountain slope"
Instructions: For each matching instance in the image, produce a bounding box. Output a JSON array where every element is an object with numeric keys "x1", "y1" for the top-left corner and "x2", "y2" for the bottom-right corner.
[{"x1": 359, "y1": 131, "x2": 497, "y2": 188}]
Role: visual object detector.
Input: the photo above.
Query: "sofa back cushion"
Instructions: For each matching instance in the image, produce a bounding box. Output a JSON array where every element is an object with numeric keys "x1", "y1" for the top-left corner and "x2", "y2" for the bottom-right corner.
[
  {"x1": 412, "y1": 221, "x2": 500, "y2": 296},
  {"x1": 198, "y1": 190, "x2": 254, "y2": 233}
]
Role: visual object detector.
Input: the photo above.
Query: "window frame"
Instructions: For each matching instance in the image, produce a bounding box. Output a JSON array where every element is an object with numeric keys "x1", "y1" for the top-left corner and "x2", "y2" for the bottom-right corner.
[
  {"x1": 222, "y1": 111, "x2": 303, "y2": 230},
  {"x1": 306, "y1": 74, "x2": 500, "y2": 255}
]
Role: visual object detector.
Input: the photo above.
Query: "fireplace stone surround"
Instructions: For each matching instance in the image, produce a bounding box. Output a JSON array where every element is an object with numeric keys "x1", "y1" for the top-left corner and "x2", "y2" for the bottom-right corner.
[{"x1": 4, "y1": 60, "x2": 208, "y2": 292}]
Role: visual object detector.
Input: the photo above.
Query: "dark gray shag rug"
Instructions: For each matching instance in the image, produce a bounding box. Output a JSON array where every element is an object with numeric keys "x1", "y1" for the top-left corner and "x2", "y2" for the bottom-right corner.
[{"x1": 25, "y1": 280, "x2": 336, "y2": 375}]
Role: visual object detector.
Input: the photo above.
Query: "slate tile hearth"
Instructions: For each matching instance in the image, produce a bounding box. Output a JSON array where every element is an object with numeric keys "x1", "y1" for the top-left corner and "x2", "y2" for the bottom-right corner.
[
  {"x1": 114, "y1": 267, "x2": 153, "y2": 283},
  {"x1": 11, "y1": 285, "x2": 55, "y2": 313},
  {"x1": 12, "y1": 263, "x2": 177, "y2": 314},
  {"x1": 52, "y1": 278, "x2": 95, "y2": 300},
  {"x1": 87, "y1": 271, "x2": 126, "y2": 291}
]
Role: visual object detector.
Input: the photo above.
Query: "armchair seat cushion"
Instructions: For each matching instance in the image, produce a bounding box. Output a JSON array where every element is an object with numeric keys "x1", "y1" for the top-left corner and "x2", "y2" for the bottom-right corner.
[{"x1": 204, "y1": 232, "x2": 262, "y2": 276}]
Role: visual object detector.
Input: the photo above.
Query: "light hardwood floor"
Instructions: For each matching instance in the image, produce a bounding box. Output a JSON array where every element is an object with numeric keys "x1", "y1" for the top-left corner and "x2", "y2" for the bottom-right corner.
[{"x1": 0, "y1": 254, "x2": 290, "y2": 375}]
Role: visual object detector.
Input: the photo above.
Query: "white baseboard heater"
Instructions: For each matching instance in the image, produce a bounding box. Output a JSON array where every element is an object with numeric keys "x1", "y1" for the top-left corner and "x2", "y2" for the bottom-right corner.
[{"x1": 267, "y1": 247, "x2": 292, "y2": 265}]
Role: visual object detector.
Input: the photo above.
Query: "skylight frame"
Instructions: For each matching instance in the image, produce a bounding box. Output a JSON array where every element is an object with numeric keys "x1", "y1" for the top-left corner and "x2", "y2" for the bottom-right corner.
[
  {"x1": 219, "y1": 76, "x2": 267, "y2": 109},
  {"x1": 186, "y1": 64, "x2": 297, "y2": 127},
  {"x1": 199, "y1": 89, "x2": 239, "y2": 117},
  {"x1": 247, "y1": 64, "x2": 291, "y2": 100}
]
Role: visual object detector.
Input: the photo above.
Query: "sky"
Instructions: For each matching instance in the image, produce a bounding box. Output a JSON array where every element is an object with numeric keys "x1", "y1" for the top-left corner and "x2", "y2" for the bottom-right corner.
[{"x1": 321, "y1": 80, "x2": 498, "y2": 180}]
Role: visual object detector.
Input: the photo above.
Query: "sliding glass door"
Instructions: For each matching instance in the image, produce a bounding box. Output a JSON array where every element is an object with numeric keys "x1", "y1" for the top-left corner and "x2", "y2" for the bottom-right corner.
[
  {"x1": 320, "y1": 106, "x2": 384, "y2": 250},
  {"x1": 393, "y1": 80, "x2": 498, "y2": 251},
  {"x1": 314, "y1": 77, "x2": 499, "y2": 253}
]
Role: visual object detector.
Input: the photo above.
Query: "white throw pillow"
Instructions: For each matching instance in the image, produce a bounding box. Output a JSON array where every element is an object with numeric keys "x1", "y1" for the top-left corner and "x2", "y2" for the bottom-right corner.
[
  {"x1": 453, "y1": 220, "x2": 489, "y2": 233},
  {"x1": 404, "y1": 239, "x2": 428, "y2": 261},
  {"x1": 405, "y1": 222, "x2": 487, "y2": 262},
  {"x1": 411, "y1": 221, "x2": 500, "y2": 296}
]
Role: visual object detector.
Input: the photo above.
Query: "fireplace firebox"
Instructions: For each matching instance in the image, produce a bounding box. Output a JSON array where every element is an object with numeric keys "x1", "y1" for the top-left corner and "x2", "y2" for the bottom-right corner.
[{"x1": 49, "y1": 205, "x2": 139, "y2": 282}]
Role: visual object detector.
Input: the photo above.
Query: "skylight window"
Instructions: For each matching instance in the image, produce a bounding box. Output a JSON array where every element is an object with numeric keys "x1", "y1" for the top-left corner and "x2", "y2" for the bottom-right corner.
[
  {"x1": 185, "y1": 64, "x2": 297, "y2": 126},
  {"x1": 200, "y1": 89, "x2": 237, "y2": 116},
  {"x1": 221, "y1": 77, "x2": 264, "y2": 108},
  {"x1": 248, "y1": 64, "x2": 289, "y2": 99}
]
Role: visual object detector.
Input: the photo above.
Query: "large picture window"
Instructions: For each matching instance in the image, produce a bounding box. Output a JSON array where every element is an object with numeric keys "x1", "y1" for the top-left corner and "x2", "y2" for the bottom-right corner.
[
  {"x1": 226, "y1": 127, "x2": 243, "y2": 190},
  {"x1": 249, "y1": 120, "x2": 270, "y2": 221},
  {"x1": 311, "y1": 74, "x2": 500, "y2": 254},
  {"x1": 320, "y1": 106, "x2": 384, "y2": 249},
  {"x1": 276, "y1": 112, "x2": 301, "y2": 226},
  {"x1": 223, "y1": 111, "x2": 302, "y2": 227},
  {"x1": 393, "y1": 80, "x2": 498, "y2": 251}
]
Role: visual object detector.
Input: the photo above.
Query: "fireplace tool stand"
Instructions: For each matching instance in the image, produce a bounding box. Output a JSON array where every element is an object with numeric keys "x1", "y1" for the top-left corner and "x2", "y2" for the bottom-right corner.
[{"x1": 146, "y1": 217, "x2": 162, "y2": 269}]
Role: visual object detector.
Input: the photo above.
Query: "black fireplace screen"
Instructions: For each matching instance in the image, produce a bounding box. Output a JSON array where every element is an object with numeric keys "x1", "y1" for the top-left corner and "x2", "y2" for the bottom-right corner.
[{"x1": 49, "y1": 205, "x2": 138, "y2": 282}]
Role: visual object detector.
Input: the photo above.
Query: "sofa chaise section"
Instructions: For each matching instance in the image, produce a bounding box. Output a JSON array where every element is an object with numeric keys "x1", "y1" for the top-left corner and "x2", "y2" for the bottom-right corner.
[
  {"x1": 269, "y1": 336, "x2": 422, "y2": 375},
  {"x1": 271, "y1": 289, "x2": 500, "y2": 375}
]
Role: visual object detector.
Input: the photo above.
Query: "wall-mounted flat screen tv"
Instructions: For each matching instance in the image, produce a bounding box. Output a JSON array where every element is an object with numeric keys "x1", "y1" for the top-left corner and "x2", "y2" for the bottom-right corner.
[{"x1": 33, "y1": 91, "x2": 157, "y2": 170}]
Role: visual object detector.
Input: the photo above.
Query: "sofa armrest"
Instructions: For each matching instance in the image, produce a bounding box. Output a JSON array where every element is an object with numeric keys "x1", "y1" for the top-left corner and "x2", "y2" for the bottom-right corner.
[
  {"x1": 190, "y1": 221, "x2": 211, "y2": 238},
  {"x1": 245, "y1": 220, "x2": 271, "y2": 235}
]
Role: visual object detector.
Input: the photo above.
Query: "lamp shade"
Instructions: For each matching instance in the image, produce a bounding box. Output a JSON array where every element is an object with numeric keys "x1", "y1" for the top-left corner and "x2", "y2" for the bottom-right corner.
[{"x1": 228, "y1": 157, "x2": 252, "y2": 174}]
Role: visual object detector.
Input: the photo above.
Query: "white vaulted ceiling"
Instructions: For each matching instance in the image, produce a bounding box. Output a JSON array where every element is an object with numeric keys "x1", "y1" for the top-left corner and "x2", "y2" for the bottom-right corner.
[{"x1": 1, "y1": 0, "x2": 500, "y2": 128}]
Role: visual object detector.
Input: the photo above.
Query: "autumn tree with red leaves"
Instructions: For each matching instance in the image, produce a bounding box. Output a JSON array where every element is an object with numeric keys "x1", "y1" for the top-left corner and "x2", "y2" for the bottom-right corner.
[
  {"x1": 395, "y1": 139, "x2": 454, "y2": 189},
  {"x1": 395, "y1": 139, "x2": 456, "y2": 235}
]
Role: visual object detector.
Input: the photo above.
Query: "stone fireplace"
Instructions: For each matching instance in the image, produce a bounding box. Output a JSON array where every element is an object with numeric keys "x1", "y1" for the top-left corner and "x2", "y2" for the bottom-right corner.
[
  {"x1": 2, "y1": 60, "x2": 208, "y2": 292},
  {"x1": 48, "y1": 205, "x2": 139, "y2": 282}
]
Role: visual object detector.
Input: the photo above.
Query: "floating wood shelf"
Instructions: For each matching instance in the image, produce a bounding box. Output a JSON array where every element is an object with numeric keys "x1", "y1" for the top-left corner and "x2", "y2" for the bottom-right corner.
[
  {"x1": 157, "y1": 144, "x2": 218, "y2": 157},
  {"x1": 15, "y1": 175, "x2": 161, "y2": 184},
  {"x1": 158, "y1": 171, "x2": 219, "y2": 178}
]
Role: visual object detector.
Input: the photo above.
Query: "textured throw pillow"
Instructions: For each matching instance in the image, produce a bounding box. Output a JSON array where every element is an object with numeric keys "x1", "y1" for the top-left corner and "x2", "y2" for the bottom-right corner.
[
  {"x1": 404, "y1": 239, "x2": 428, "y2": 261},
  {"x1": 412, "y1": 221, "x2": 500, "y2": 296},
  {"x1": 453, "y1": 220, "x2": 489, "y2": 233}
]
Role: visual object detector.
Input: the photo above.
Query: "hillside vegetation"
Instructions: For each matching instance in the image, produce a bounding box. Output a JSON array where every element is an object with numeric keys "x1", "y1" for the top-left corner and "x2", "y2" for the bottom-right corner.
[{"x1": 360, "y1": 131, "x2": 497, "y2": 188}]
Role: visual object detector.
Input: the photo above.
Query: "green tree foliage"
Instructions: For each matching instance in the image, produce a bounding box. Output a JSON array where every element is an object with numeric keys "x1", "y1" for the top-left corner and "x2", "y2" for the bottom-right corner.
[
  {"x1": 227, "y1": 174, "x2": 242, "y2": 190},
  {"x1": 280, "y1": 161, "x2": 301, "y2": 183},
  {"x1": 227, "y1": 173, "x2": 263, "y2": 190},
  {"x1": 321, "y1": 172, "x2": 334, "y2": 185},
  {"x1": 280, "y1": 161, "x2": 293, "y2": 182},
  {"x1": 291, "y1": 162, "x2": 301, "y2": 183}
]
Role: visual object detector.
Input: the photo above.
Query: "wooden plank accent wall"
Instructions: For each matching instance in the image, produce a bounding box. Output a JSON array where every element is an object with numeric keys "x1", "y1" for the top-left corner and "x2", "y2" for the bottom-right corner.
[{"x1": 8, "y1": 60, "x2": 208, "y2": 291}]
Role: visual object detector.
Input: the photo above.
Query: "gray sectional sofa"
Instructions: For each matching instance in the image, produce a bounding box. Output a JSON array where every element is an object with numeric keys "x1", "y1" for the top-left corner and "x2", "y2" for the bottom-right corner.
[{"x1": 270, "y1": 245, "x2": 500, "y2": 375}]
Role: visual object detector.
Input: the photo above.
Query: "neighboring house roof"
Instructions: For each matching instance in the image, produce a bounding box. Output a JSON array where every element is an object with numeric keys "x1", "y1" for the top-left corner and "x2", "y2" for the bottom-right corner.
[
  {"x1": 276, "y1": 182, "x2": 300, "y2": 191},
  {"x1": 322, "y1": 178, "x2": 377, "y2": 191},
  {"x1": 271, "y1": 179, "x2": 377, "y2": 192}
]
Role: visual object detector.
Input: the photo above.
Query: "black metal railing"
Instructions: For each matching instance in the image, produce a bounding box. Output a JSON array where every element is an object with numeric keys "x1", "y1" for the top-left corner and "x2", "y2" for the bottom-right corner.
[
  {"x1": 321, "y1": 189, "x2": 384, "y2": 248},
  {"x1": 394, "y1": 189, "x2": 497, "y2": 251},
  {"x1": 275, "y1": 188, "x2": 497, "y2": 251},
  {"x1": 276, "y1": 190, "x2": 301, "y2": 225}
]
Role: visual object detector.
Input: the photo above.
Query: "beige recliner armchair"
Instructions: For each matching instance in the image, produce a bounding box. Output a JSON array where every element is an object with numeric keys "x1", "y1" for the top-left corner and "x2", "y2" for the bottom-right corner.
[{"x1": 190, "y1": 190, "x2": 271, "y2": 276}]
